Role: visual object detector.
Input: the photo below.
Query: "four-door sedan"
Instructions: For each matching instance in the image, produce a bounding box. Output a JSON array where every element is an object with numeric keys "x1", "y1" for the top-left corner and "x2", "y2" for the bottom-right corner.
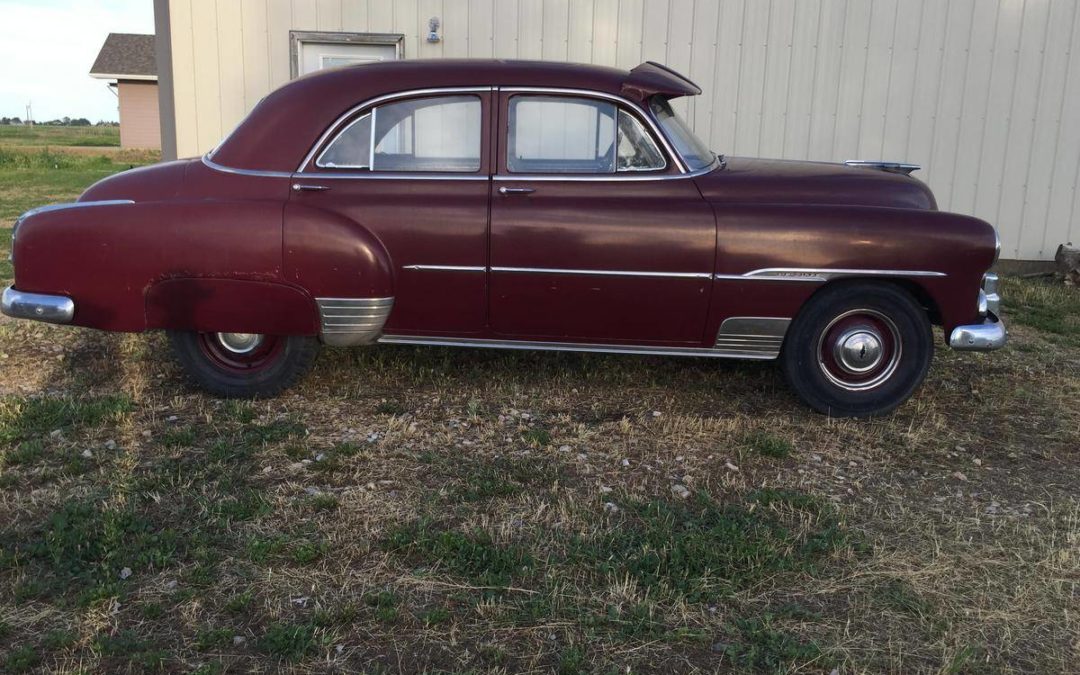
[{"x1": 2, "y1": 59, "x2": 1004, "y2": 416}]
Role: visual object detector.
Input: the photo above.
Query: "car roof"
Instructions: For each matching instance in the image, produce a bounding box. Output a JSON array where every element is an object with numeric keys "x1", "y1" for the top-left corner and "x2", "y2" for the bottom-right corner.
[{"x1": 210, "y1": 59, "x2": 699, "y2": 172}]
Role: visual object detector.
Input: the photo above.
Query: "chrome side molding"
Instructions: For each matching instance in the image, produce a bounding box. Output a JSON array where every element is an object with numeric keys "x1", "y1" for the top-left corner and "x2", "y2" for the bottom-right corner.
[
  {"x1": 1, "y1": 286, "x2": 75, "y2": 325},
  {"x1": 714, "y1": 317, "x2": 791, "y2": 358},
  {"x1": 316, "y1": 296, "x2": 394, "y2": 347},
  {"x1": 377, "y1": 334, "x2": 778, "y2": 360},
  {"x1": 491, "y1": 266, "x2": 712, "y2": 279}
]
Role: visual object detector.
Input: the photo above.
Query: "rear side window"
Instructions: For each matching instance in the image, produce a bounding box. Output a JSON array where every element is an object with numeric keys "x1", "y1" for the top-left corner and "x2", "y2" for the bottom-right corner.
[
  {"x1": 317, "y1": 95, "x2": 481, "y2": 172},
  {"x1": 507, "y1": 95, "x2": 665, "y2": 174}
]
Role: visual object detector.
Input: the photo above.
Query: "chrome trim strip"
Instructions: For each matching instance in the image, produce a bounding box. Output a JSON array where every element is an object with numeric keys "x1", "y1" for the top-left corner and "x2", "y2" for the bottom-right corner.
[
  {"x1": 1, "y1": 286, "x2": 74, "y2": 325},
  {"x1": 714, "y1": 317, "x2": 790, "y2": 358},
  {"x1": 500, "y1": 86, "x2": 688, "y2": 173},
  {"x1": 949, "y1": 318, "x2": 1007, "y2": 351},
  {"x1": 297, "y1": 86, "x2": 495, "y2": 172},
  {"x1": 316, "y1": 297, "x2": 394, "y2": 347},
  {"x1": 293, "y1": 171, "x2": 489, "y2": 181},
  {"x1": 202, "y1": 155, "x2": 293, "y2": 178},
  {"x1": 742, "y1": 268, "x2": 946, "y2": 280},
  {"x1": 712, "y1": 273, "x2": 826, "y2": 283},
  {"x1": 377, "y1": 335, "x2": 777, "y2": 360},
  {"x1": 491, "y1": 166, "x2": 715, "y2": 182},
  {"x1": 491, "y1": 266, "x2": 712, "y2": 279},
  {"x1": 402, "y1": 265, "x2": 486, "y2": 272},
  {"x1": 17, "y1": 199, "x2": 136, "y2": 220}
]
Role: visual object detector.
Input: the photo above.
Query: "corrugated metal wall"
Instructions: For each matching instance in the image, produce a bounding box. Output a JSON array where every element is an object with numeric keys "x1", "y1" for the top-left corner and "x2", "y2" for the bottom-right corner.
[{"x1": 166, "y1": 0, "x2": 1080, "y2": 260}]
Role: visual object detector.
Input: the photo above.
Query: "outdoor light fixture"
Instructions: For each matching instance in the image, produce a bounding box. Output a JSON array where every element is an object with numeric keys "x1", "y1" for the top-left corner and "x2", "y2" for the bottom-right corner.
[{"x1": 427, "y1": 17, "x2": 441, "y2": 43}]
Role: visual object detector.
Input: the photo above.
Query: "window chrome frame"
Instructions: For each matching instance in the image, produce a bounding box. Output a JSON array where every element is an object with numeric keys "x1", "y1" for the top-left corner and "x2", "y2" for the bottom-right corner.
[
  {"x1": 501, "y1": 93, "x2": 669, "y2": 176},
  {"x1": 297, "y1": 86, "x2": 494, "y2": 174},
  {"x1": 500, "y1": 86, "x2": 687, "y2": 174},
  {"x1": 314, "y1": 111, "x2": 373, "y2": 169},
  {"x1": 292, "y1": 85, "x2": 716, "y2": 181}
]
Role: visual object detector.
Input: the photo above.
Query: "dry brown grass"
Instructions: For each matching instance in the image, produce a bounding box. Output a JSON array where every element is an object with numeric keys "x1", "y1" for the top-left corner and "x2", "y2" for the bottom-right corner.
[{"x1": 0, "y1": 282, "x2": 1077, "y2": 673}]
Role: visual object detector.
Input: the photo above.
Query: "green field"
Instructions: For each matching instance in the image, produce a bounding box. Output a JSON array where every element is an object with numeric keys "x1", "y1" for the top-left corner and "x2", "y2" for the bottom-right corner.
[
  {"x1": 0, "y1": 125, "x2": 158, "y2": 282},
  {"x1": 0, "y1": 125, "x2": 1078, "y2": 673},
  {"x1": 0, "y1": 124, "x2": 120, "y2": 147}
]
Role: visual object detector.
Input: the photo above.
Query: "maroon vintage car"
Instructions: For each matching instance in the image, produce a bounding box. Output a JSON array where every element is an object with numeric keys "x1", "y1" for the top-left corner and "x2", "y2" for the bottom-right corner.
[{"x1": 3, "y1": 60, "x2": 1004, "y2": 416}]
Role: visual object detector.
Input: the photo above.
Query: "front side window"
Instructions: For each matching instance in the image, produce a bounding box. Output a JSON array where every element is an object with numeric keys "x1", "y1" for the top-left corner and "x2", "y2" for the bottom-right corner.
[
  {"x1": 649, "y1": 97, "x2": 714, "y2": 171},
  {"x1": 317, "y1": 95, "x2": 481, "y2": 172},
  {"x1": 507, "y1": 95, "x2": 666, "y2": 174}
]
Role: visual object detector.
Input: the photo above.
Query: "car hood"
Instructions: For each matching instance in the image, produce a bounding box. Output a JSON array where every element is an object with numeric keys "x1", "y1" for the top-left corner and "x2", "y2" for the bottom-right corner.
[{"x1": 694, "y1": 157, "x2": 937, "y2": 210}]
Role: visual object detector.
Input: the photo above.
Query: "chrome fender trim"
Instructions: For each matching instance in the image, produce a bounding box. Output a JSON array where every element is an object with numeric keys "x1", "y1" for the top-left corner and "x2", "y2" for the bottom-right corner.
[
  {"x1": 316, "y1": 297, "x2": 394, "y2": 347},
  {"x1": 949, "y1": 317, "x2": 1007, "y2": 352},
  {"x1": 1, "y1": 286, "x2": 75, "y2": 325},
  {"x1": 714, "y1": 317, "x2": 791, "y2": 358}
]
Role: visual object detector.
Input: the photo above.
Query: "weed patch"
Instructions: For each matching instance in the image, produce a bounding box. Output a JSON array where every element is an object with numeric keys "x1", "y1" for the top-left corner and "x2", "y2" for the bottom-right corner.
[
  {"x1": 0, "y1": 395, "x2": 132, "y2": 443},
  {"x1": 574, "y1": 491, "x2": 858, "y2": 602},
  {"x1": 744, "y1": 431, "x2": 793, "y2": 458},
  {"x1": 383, "y1": 521, "x2": 531, "y2": 587}
]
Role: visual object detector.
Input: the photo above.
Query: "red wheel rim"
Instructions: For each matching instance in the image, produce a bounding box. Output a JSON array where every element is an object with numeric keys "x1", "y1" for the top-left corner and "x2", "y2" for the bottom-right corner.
[
  {"x1": 816, "y1": 310, "x2": 901, "y2": 391},
  {"x1": 196, "y1": 333, "x2": 284, "y2": 374}
]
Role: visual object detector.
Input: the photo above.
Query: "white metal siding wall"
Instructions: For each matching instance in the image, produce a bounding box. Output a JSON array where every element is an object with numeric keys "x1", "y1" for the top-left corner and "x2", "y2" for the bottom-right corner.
[{"x1": 167, "y1": 0, "x2": 1080, "y2": 261}]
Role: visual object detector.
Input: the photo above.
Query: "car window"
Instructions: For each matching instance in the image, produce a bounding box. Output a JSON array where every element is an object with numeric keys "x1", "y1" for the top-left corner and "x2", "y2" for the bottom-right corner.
[
  {"x1": 507, "y1": 95, "x2": 665, "y2": 174},
  {"x1": 317, "y1": 95, "x2": 481, "y2": 172},
  {"x1": 649, "y1": 97, "x2": 714, "y2": 172}
]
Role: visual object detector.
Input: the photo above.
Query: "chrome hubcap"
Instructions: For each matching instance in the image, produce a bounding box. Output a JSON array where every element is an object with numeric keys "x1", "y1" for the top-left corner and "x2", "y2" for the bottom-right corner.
[
  {"x1": 816, "y1": 309, "x2": 902, "y2": 392},
  {"x1": 834, "y1": 329, "x2": 884, "y2": 374},
  {"x1": 215, "y1": 332, "x2": 264, "y2": 354}
]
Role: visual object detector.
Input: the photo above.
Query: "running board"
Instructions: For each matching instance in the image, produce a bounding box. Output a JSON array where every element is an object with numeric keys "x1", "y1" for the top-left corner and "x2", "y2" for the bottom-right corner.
[{"x1": 376, "y1": 335, "x2": 778, "y2": 360}]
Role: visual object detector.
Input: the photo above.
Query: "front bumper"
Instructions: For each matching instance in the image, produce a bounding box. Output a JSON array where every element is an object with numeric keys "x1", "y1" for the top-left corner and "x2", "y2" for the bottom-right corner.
[
  {"x1": 1, "y1": 286, "x2": 74, "y2": 324},
  {"x1": 949, "y1": 316, "x2": 1007, "y2": 351}
]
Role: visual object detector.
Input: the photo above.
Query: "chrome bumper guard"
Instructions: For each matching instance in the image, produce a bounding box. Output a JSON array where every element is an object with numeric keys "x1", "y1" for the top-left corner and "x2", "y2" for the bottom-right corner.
[
  {"x1": 1, "y1": 286, "x2": 75, "y2": 324},
  {"x1": 949, "y1": 316, "x2": 1007, "y2": 351}
]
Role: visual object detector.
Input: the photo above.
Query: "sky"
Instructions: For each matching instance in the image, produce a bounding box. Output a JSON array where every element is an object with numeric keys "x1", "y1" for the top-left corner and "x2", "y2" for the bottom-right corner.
[{"x1": 0, "y1": 0, "x2": 155, "y2": 122}]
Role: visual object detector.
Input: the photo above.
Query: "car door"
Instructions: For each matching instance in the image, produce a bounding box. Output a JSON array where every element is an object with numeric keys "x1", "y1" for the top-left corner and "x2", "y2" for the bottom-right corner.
[
  {"x1": 287, "y1": 89, "x2": 492, "y2": 336},
  {"x1": 489, "y1": 90, "x2": 717, "y2": 344}
]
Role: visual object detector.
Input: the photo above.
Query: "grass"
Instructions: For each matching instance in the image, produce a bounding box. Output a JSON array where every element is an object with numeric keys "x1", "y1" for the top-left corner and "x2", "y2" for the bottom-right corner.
[
  {"x1": 0, "y1": 127, "x2": 1078, "y2": 672},
  {"x1": 0, "y1": 124, "x2": 120, "y2": 147}
]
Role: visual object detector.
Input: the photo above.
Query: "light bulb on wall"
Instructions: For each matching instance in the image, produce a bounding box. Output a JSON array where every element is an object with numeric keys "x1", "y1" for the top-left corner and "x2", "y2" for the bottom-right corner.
[{"x1": 427, "y1": 17, "x2": 441, "y2": 43}]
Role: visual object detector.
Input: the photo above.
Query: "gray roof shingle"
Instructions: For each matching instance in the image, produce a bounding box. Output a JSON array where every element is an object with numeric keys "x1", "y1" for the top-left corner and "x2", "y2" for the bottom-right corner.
[{"x1": 90, "y1": 33, "x2": 157, "y2": 79}]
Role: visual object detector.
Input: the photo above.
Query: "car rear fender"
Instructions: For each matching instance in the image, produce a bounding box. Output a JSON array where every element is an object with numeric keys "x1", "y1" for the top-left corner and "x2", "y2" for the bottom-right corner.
[{"x1": 282, "y1": 202, "x2": 395, "y2": 346}]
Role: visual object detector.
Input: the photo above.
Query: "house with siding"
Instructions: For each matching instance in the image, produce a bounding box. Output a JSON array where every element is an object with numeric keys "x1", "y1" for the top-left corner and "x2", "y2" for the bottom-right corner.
[
  {"x1": 150, "y1": 0, "x2": 1080, "y2": 263},
  {"x1": 90, "y1": 33, "x2": 162, "y2": 150}
]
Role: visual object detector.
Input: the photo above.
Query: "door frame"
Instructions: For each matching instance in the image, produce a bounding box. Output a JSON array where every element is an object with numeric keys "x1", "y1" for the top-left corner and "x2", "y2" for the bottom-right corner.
[{"x1": 289, "y1": 31, "x2": 404, "y2": 79}]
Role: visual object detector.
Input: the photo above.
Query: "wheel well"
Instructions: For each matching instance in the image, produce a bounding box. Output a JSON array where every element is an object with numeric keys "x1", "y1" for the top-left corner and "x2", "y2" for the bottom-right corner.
[{"x1": 805, "y1": 278, "x2": 942, "y2": 326}]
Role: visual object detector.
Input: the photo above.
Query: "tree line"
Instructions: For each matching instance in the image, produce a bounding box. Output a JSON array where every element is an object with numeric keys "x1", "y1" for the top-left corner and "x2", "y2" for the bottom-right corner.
[{"x1": 0, "y1": 117, "x2": 119, "y2": 126}]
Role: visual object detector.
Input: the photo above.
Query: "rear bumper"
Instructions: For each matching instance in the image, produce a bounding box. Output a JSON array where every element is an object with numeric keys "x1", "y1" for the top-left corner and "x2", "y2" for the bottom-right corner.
[
  {"x1": 1, "y1": 286, "x2": 74, "y2": 324},
  {"x1": 949, "y1": 316, "x2": 1007, "y2": 351}
]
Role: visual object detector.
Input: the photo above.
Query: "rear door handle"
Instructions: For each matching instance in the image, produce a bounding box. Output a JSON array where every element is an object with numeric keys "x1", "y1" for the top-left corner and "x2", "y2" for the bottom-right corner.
[
  {"x1": 292, "y1": 183, "x2": 330, "y2": 192},
  {"x1": 498, "y1": 186, "x2": 535, "y2": 195}
]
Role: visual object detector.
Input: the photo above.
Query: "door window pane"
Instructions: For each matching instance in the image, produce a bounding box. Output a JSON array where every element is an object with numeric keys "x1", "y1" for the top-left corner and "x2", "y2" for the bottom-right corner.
[
  {"x1": 508, "y1": 96, "x2": 615, "y2": 173},
  {"x1": 317, "y1": 95, "x2": 481, "y2": 172},
  {"x1": 617, "y1": 110, "x2": 666, "y2": 171},
  {"x1": 316, "y1": 113, "x2": 371, "y2": 168},
  {"x1": 508, "y1": 95, "x2": 666, "y2": 174}
]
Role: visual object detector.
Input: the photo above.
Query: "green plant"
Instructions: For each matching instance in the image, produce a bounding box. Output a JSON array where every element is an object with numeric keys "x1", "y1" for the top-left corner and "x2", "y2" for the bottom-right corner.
[{"x1": 744, "y1": 431, "x2": 793, "y2": 458}]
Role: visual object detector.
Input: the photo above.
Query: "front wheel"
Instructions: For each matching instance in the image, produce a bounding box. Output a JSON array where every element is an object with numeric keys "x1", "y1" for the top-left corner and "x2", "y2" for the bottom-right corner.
[
  {"x1": 168, "y1": 331, "x2": 321, "y2": 398},
  {"x1": 781, "y1": 282, "x2": 933, "y2": 417}
]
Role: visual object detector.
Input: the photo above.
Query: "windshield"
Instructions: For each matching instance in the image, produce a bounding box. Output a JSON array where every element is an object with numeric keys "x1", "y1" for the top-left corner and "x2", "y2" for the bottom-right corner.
[{"x1": 649, "y1": 97, "x2": 716, "y2": 172}]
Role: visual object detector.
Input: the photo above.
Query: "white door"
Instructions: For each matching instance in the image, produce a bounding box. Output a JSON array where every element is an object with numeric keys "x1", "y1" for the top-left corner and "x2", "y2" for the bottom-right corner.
[{"x1": 298, "y1": 42, "x2": 398, "y2": 76}]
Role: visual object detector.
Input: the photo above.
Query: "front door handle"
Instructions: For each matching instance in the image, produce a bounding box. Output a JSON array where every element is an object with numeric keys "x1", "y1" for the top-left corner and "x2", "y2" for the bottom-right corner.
[
  {"x1": 498, "y1": 186, "x2": 535, "y2": 195},
  {"x1": 292, "y1": 183, "x2": 330, "y2": 192}
]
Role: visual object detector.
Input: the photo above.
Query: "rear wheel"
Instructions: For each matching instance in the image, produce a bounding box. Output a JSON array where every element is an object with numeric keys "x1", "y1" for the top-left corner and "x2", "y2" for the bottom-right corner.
[
  {"x1": 781, "y1": 282, "x2": 933, "y2": 417},
  {"x1": 168, "y1": 331, "x2": 321, "y2": 398}
]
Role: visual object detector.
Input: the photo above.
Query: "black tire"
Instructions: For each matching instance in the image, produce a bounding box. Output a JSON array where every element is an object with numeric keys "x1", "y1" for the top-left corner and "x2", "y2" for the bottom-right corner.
[
  {"x1": 781, "y1": 282, "x2": 933, "y2": 417},
  {"x1": 168, "y1": 331, "x2": 321, "y2": 398}
]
